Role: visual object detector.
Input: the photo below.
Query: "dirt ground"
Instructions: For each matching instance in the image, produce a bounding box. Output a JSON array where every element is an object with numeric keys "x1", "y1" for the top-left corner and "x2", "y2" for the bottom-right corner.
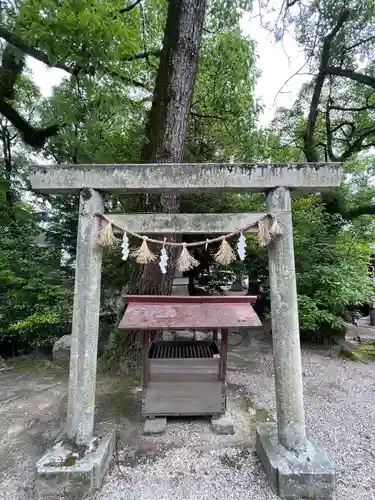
[{"x1": 1, "y1": 326, "x2": 375, "y2": 500}]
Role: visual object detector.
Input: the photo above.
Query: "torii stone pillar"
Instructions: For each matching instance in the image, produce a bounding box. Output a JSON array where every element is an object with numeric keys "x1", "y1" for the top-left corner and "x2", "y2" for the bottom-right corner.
[
  {"x1": 267, "y1": 187, "x2": 307, "y2": 451},
  {"x1": 35, "y1": 187, "x2": 116, "y2": 500},
  {"x1": 66, "y1": 188, "x2": 104, "y2": 444},
  {"x1": 256, "y1": 186, "x2": 335, "y2": 498}
]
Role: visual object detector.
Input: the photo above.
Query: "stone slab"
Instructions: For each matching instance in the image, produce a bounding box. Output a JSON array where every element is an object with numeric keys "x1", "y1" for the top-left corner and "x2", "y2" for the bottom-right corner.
[
  {"x1": 211, "y1": 415, "x2": 235, "y2": 435},
  {"x1": 256, "y1": 422, "x2": 335, "y2": 499},
  {"x1": 52, "y1": 335, "x2": 71, "y2": 361},
  {"x1": 172, "y1": 276, "x2": 189, "y2": 296},
  {"x1": 106, "y1": 212, "x2": 261, "y2": 234},
  {"x1": 358, "y1": 334, "x2": 375, "y2": 343},
  {"x1": 35, "y1": 431, "x2": 115, "y2": 499},
  {"x1": 356, "y1": 315, "x2": 372, "y2": 328},
  {"x1": 143, "y1": 418, "x2": 167, "y2": 435},
  {"x1": 30, "y1": 163, "x2": 343, "y2": 194}
]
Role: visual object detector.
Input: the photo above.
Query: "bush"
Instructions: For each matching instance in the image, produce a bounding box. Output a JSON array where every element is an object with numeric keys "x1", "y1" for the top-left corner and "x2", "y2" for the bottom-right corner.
[
  {"x1": 0, "y1": 220, "x2": 72, "y2": 355},
  {"x1": 293, "y1": 196, "x2": 374, "y2": 341}
]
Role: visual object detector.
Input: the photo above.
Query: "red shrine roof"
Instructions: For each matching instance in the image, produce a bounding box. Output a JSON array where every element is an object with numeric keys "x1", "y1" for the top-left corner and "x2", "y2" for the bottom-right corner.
[{"x1": 119, "y1": 295, "x2": 262, "y2": 331}]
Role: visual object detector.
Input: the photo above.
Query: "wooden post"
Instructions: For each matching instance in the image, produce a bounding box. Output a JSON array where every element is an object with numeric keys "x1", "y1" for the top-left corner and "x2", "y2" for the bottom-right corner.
[
  {"x1": 220, "y1": 329, "x2": 228, "y2": 380},
  {"x1": 142, "y1": 331, "x2": 150, "y2": 387}
]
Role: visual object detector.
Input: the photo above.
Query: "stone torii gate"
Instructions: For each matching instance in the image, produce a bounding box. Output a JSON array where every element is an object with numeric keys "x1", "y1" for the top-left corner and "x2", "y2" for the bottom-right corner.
[{"x1": 30, "y1": 163, "x2": 342, "y2": 499}]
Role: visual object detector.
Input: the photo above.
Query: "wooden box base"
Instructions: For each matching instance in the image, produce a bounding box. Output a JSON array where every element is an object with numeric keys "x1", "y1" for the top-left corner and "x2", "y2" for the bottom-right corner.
[{"x1": 142, "y1": 381, "x2": 225, "y2": 417}]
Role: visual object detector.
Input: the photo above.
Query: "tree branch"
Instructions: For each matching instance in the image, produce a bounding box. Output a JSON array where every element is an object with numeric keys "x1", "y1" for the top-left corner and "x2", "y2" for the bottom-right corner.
[
  {"x1": 190, "y1": 111, "x2": 226, "y2": 120},
  {"x1": 303, "y1": 9, "x2": 350, "y2": 162},
  {"x1": 340, "y1": 127, "x2": 375, "y2": 161},
  {"x1": 286, "y1": 0, "x2": 299, "y2": 8},
  {"x1": 325, "y1": 66, "x2": 375, "y2": 89},
  {"x1": 325, "y1": 105, "x2": 338, "y2": 162},
  {"x1": 0, "y1": 26, "x2": 150, "y2": 89},
  {"x1": 0, "y1": 43, "x2": 63, "y2": 147},
  {"x1": 328, "y1": 103, "x2": 375, "y2": 113},
  {"x1": 119, "y1": 0, "x2": 142, "y2": 14},
  {"x1": 326, "y1": 79, "x2": 375, "y2": 163},
  {"x1": 344, "y1": 36, "x2": 375, "y2": 53},
  {"x1": 0, "y1": 98, "x2": 61, "y2": 147},
  {"x1": 330, "y1": 121, "x2": 355, "y2": 135},
  {"x1": 0, "y1": 27, "x2": 70, "y2": 71},
  {"x1": 123, "y1": 50, "x2": 161, "y2": 62}
]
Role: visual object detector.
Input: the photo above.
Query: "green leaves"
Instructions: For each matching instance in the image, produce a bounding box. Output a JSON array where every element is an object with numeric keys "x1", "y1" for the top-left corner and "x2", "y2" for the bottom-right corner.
[
  {"x1": 191, "y1": 29, "x2": 258, "y2": 162},
  {"x1": 207, "y1": 0, "x2": 252, "y2": 31},
  {"x1": 292, "y1": 195, "x2": 374, "y2": 338},
  {"x1": 0, "y1": 215, "x2": 73, "y2": 350}
]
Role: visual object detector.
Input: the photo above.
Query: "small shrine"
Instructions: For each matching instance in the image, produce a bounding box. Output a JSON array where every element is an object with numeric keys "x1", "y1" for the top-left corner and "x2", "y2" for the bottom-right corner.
[{"x1": 119, "y1": 295, "x2": 260, "y2": 424}]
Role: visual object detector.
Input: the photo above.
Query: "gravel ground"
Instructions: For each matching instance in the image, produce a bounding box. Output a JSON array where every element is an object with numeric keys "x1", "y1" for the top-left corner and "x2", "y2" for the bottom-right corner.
[{"x1": 95, "y1": 328, "x2": 375, "y2": 500}]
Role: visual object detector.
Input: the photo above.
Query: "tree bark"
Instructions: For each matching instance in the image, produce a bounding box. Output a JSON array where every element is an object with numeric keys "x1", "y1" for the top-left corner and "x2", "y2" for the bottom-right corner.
[
  {"x1": 1, "y1": 123, "x2": 16, "y2": 225},
  {"x1": 118, "y1": 0, "x2": 207, "y2": 373},
  {"x1": 134, "y1": 0, "x2": 207, "y2": 295}
]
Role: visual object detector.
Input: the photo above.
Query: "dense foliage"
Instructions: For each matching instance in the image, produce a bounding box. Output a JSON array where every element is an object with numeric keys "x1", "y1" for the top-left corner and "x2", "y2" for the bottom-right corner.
[{"x1": 0, "y1": 217, "x2": 72, "y2": 354}]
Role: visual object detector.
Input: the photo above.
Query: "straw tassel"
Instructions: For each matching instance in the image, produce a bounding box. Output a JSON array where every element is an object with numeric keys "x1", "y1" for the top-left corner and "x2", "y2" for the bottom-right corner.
[
  {"x1": 99, "y1": 221, "x2": 117, "y2": 247},
  {"x1": 176, "y1": 243, "x2": 199, "y2": 272},
  {"x1": 215, "y1": 238, "x2": 236, "y2": 265},
  {"x1": 131, "y1": 236, "x2": 156, "y2": 264},
  {"x1": 269, "y1": 215, "x2": 283, "y2": 237},
  {"x1": 258, "y1": 217, "x2": 271, "y2": 247}
]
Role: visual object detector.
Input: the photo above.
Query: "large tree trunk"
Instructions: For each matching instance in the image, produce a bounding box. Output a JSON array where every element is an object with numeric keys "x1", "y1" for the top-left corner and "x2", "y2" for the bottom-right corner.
[
  {"x1": 119, "y1": 0, "x2": 207, "y2": 374},
  {"x1": 135, "y1": 0, "x2": 207, "y2": 295}
]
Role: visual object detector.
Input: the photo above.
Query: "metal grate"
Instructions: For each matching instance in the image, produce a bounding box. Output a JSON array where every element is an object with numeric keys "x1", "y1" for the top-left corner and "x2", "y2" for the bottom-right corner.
[{"x1": 149, "y1": 341, "x2": 219, "y2": 359}]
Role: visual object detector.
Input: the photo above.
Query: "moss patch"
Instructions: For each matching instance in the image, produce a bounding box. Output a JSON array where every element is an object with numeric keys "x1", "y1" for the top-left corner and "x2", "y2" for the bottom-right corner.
[
  {"x1": 96, "y1": 389, "x2": 136, "y2": 420},
  {"x1": 95, "y1": 374, "x2": 141, "y2": 424},
  {"x1": 9, "y1": 358, "x2": 69, "y2": 376},
  {"x1": 59, "y1": 438, "x2": 88, "y2": 459},
  {"x1": 339, "y1": 342, "x2": 375, "y2": 362},
  {"x1": 11, "y1": 360, "x2": 48, "y2": 373},
  {"x1": 62, "y1": 455, "x2": 78, "y2": 467}
]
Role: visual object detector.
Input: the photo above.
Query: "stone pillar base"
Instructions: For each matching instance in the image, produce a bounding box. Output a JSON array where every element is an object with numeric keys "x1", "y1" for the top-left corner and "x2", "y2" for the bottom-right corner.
[
  {"x1": 36, "y1": 431, "x2": 115, "y2": 499},
  {"x1": 256, "y1": 423, "x2": 335, "y2": 499},
  {"x1": 211, "y1": 414, "x2": 234, "y2": 435},
  {"x1": 143, "y1": 417, "x2": 167, "y2": 435}
]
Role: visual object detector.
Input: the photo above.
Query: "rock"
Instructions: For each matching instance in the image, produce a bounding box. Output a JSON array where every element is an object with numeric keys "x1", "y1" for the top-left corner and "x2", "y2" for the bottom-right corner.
[
  {"x1": 358, "y1": 334, "x2": 375, "y2": 344},
  {"x1": 162, "y1": 331, "x2": 175, "y2": 341},
  {"x1": 52, "y1": 335, "x2": 71, "y2": 361},
  {"x1": 230, "y1": 279, "x2": 244, "y2": 292},
  {"x1": 195, "y1": 331, "x2": 208, "y2": 341},
  {"x1": 29, "y1": 348, "x2": 47, "y2": 360},
  {"x1": 195, "y1": 330, "x2": 214, "y2": 341},
  {"x1": 143, "y1": 418, "x2": 167, "y2": 435},
  {"x1": 211, "y1": 415, "x2": 235, "y2": 435},
  {"x1": 174, "y1": 329, "x2": 195, "y2": 341},
  {"x1": 0, "y1": 356, "x2": 7, "y2": 369}
]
